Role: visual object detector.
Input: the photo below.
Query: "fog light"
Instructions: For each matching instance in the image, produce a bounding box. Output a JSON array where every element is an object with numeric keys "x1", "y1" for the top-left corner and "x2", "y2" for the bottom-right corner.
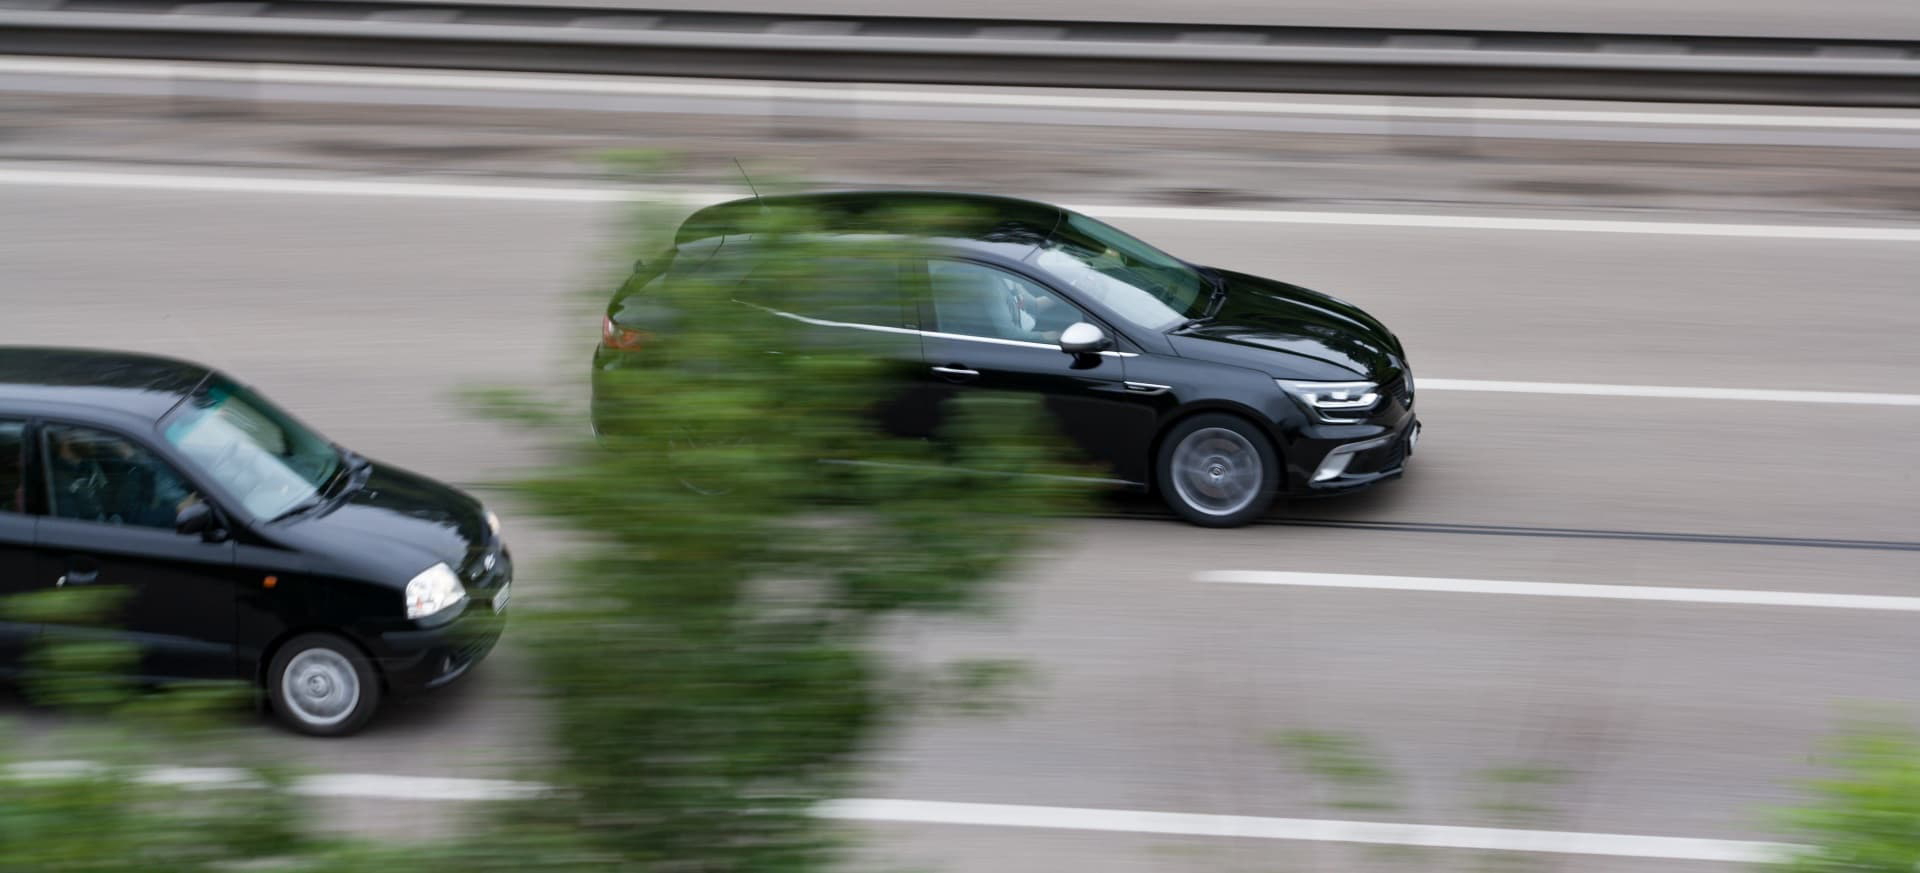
[
  {"x1": 1313, "y1": 452, "x2": 1354, "y2": 482},
  {"x1": 1313, "y1": 435, "x2": 1394, "y2": 483}
]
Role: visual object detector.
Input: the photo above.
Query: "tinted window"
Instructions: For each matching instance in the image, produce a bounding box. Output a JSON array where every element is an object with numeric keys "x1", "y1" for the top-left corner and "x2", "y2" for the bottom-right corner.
[
  {"x1": 740, "y1": 256, "x2": 904, "y2": 328},
  {"x1": 611, "y1": 237, "x2": 757, "y2": 326},
  {"x1": 0, "y1": 420, "x2": 23, "y2": 514},
  {"x1": 929, "y1": 260, "x2": 1085, "y2": 344},
  {"x1": 43, "y1": 424, "x2": 201, "y2": 530}
]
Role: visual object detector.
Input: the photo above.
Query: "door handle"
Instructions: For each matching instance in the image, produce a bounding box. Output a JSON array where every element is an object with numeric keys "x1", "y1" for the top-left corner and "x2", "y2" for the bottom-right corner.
[{"x1": 931, "y1": 365, "x2": 980, "y2": 382}]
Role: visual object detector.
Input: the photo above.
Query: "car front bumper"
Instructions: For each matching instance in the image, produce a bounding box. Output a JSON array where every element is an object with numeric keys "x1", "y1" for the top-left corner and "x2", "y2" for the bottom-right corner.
[
  {"x1": 1296, "y1": 414, "x2": 1420, "y2": 495},
  {"x1": 371, "y1": 551, "x2": 512, "y2": 697}
]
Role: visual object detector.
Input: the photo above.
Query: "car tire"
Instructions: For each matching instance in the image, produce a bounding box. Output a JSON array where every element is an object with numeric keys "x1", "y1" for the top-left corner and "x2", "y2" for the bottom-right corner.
[
  {"x1": 1156, "y1": 413, "x2": 1280, "y2": 528},
  {"x1": 267, "y1": 633, "x2": 382, "y2": 737}
]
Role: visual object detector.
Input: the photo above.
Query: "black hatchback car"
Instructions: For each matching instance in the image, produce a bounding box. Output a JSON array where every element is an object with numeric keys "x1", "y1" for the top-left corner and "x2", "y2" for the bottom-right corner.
[
  {"x1": 593, "y1": 191, "x2": 1419, "y2": 527},
  {"x1": 0, "y1": 348, "x2": 510, "y2": 736}
]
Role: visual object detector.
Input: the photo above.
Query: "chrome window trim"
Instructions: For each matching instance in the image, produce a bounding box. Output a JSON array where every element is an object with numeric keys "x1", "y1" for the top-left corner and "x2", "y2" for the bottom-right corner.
[{"x1": 741, "y1": 300, "x2": 1139, "y2": 357}]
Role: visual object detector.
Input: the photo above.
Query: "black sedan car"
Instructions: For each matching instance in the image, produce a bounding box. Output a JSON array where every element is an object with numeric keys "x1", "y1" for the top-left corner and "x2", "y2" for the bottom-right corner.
[
  {"x1": 0, "y1": 348, "x2": 510, "y2": 735},
  {"x1": 593, "y1": 191, "x2": 1418, "y2": 527}
]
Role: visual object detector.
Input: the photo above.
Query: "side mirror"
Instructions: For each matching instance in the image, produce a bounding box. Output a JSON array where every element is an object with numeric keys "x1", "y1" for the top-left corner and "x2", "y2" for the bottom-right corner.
[
  {"x1": 175, "y1": 502, "x2": 227, "y2": 542},
  {"x1": 1058, "y1": 322, "x2": 1112, "y2": 355}
]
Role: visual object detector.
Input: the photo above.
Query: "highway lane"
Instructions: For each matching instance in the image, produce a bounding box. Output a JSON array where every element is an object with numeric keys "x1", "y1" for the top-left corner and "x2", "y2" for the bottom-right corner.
[
  {"x1": 368, "y1": 0, "x2": 1920, "y2": 42},
  {"x1": 2, "y1": 180, "x2": 1918, "y2": 869}
]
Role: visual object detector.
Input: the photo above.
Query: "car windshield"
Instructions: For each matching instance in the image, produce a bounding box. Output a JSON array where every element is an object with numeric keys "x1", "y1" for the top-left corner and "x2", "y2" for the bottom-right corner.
[
  {"x1": 161, "y1": 379, "x2": 341, "y2": 520},
  {"x1": 1029, "y1": 212, "x2": 1208, "y2": 332}
]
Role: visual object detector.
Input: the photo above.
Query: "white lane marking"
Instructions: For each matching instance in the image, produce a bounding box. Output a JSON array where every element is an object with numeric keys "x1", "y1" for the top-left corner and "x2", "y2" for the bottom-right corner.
[
  {"x1": 1199, "y1": 571, "x2": 1920, "y2": 612},
  {"x1": 0, "y1": 168, "x2": 627, "y2": 202},
  {"x1": 4, "y1": 166, "x2": 1920, "y2": 242},
  {"x1": 1077, "y1": 204, "x2": 1920, "y2": 241},
  {"x1": 3, "y1": 762, "x2": 1788, "y2": 863},
  {"x1": 10, "y1": 760, "x2": 549, "y2": 800},
  {"x1": 4, "y1": 55, "x2": 1919, "y2": 131},
  {"x1": 1420, "y1": 378, "x2": 1920, "y2": 407},
  {"x1": 820, "y1": 798, "x2": 1789, "y2": 864}
]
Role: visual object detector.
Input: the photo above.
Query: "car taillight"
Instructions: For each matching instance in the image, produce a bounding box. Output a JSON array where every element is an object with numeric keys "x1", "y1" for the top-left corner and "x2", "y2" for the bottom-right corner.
[{"x1": 601, "y1": 315, "x2": 649, "y2": 351}]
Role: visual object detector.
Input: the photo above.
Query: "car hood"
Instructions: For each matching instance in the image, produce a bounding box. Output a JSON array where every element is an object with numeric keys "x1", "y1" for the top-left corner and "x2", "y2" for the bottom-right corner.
[
  {"x1": 280, "y1": 460, "x2": 488, "y2": 584},
  {"x1": 1168, "y1": 269, "x2": 1403, "y2": 380}
]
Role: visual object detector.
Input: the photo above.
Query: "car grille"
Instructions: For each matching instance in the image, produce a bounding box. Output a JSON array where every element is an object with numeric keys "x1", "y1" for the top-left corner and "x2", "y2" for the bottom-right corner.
[
  {"x1": 461, "y1": 543, "x2": 512, "y2": 594},
  {"x1": 1350, "y1": 434, "x2": 1407, "y2": 474},
  {"x1": 1381, "y1": 372, "x2": 1413, "y2": 410}
]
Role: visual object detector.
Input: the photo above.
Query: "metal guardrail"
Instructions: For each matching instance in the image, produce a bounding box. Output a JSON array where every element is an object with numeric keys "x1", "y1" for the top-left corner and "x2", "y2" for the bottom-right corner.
[{"x1": 3, "y1": 0, "x2": 1919, "y2": 106}]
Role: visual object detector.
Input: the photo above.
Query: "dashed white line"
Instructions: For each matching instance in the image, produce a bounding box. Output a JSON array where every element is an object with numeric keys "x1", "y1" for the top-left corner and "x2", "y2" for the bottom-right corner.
[
  {"x1": 0, "y1": 168, "x2": 628, "y2": 202},
  {"x1": 2, "y1": 762, "x2": 1791, "y2": 863},
  {"x1": 820, "y1": 798, "x2": 1790, "y2": 864},
  {"x1": 1080, "y1": 204, "x2": 1920, "y2": 241},
  {"x1": 1199, "y1": 571, "x2": 1920, "y2": 611},
  {"x1": 4, "y1": 165, "x2": 1919, "y2": 242},
  {"x1": 4, "y1": 55, "x2": 1918, "y2": 131},
  {"x1": 1419, "y1": 379, "x2": 1920, "y2": 407}
]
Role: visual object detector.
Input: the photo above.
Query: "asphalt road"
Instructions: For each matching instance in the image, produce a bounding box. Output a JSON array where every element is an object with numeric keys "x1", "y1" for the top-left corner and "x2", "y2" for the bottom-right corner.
[
  {"x1": 372, "y1": 0, "x2": 1920, "y2": 41},
  {"x1": 4, "y1": 177, "x2": 1918, "y2": 870},
  {"x1": 3, "y1": 64, "x2": 1920, "y2": 870}
]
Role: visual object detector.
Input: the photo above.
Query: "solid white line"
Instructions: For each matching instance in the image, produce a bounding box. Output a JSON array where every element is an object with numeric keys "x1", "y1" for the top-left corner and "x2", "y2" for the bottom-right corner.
[
  {"x1": 1074, "y1": 204, "x2": 1920, "y2": 241},
  {"x1": 1419, "y1": 378, "x2": 1920, "y2": 407},
  {"x1": 2, "y1": 762, "x2": 1788, "y2": 862},
  {"x1": 821, "y1": 798, "x2": 1788, "y2": 863},
  {"x1": 1199, "y1": 571, "x2": 1920, "y2": 612},
  {"x1": 5, "y1": 166, "x2": 1919, "y2": 242},
  {"x1": 4, "y1": 55, "x2": 1919, "y2": 131},
  {"x1": 0, "y1": 168, "x2": 627, "y2": 202}
]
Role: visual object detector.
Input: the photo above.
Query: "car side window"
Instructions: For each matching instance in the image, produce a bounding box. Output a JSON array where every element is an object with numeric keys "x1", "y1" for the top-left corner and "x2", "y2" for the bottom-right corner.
[
  {"x1": 928, "y1": 260, "x2": 1085, "y2": 344},
  {"x1": 42, "y1": 424, "x2": 201, "y2": 530},
  {"x1": 0, "y1": 419, "x2": 24, "y2": 514},
  {"x1": 741, "y1": 257, "x2": 905, "y2": 328}
]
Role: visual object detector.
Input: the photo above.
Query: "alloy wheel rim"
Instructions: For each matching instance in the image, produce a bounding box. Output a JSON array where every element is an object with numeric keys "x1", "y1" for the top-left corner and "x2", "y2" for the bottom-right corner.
[
  {"x1": 282, "y1": 649, "x2": 359, "y2": 727},
  {"x1": 1170, "y1": 427, "x2": 1262, "y2": 517}
]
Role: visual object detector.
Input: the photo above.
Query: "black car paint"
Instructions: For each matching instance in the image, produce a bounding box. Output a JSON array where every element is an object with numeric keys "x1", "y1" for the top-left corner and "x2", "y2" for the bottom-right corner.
[
  {"x1": 592, "y1": 191, "x2": 1419, "y2": 501},
  {"x1": 0, "y1": 348, "x2": 505, "y2": 696}
]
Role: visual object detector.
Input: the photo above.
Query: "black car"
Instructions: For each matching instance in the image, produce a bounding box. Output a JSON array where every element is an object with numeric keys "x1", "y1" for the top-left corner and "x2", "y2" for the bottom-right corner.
[
  {"x1": 0, "y1": 348, "x2": 510, "y2": 736},
  {"x1": 592, "y1": 191, "x2": 1419, "y2": 527}
]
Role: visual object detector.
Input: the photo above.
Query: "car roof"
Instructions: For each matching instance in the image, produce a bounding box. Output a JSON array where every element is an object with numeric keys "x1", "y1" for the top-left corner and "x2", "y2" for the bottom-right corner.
[
  {"x1": 676, "y1": 190, "x2": 1066, "y2": 251},
  {"x1": 0, "y1": 347, "x2": 213, "y2": 424}
]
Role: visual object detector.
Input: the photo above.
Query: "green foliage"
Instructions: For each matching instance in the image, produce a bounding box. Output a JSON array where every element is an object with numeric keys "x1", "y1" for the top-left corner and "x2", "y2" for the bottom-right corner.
[
  {"x1": 1270, "y1": 729, "x2": 1403, "y2": 812},
  {"x1": 1, "y1": 188, "x2": 1085, "y2": 873},
  {"x1": 479, "y1": 192, "x2": 1090, "y2": 870},
  {"x1": 1768, "y1": 721, "x2": 1920, "y2": 872}
]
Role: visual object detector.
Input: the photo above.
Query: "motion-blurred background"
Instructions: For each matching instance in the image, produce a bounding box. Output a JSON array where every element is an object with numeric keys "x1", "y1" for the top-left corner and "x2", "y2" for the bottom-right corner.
[{"x1": 1, "y1": 1, "x2": 1918, "y2": 871}]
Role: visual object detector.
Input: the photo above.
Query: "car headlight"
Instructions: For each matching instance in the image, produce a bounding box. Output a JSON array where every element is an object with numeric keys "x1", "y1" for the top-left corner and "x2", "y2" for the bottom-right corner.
[
  {"x1": 405, "y1": 562, "x2": 468, "y2": 620},
  {"x1": 485, "y1": 509, "x2": 502, "y2": 539},
  {"x1": 1276, "y1": 379, "x2": 1381, "y2": 421}
]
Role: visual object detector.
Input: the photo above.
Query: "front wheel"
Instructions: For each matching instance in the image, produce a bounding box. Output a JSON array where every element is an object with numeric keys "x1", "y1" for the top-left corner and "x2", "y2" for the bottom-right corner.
[
  {"x1": 1156, "y1": 414, "x2": 1280, "y2": 528},
  {"x1": 268, "y1": 633, "x2": 382, "y2": 737}
]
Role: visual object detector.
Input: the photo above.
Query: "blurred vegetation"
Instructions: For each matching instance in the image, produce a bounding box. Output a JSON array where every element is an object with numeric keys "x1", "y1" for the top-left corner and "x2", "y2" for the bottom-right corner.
[
  {"x1": 480, "y1": 188, "x2": 1091, "y2": 870},
  {"x1": 1767, "y1": 721, "x2": 1920, "y2": 872},
  {"x1": 3, "y1": 187, "x2": 1087, "y2": 871}
]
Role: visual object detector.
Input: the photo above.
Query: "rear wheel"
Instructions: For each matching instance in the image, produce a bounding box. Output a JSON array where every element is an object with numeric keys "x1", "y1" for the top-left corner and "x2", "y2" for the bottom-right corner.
[
  {"x1": 1156, "y1": 414, "x2": 1280, "y2": 528},
  {"x1": 268, "y1": 633, "x2": 381, "y2": 737}
]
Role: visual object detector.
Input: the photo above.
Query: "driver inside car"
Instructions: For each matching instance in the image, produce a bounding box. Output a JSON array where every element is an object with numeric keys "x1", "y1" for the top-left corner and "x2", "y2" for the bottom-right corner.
[{"x1": 46, "y1": 427, "x2": 200, "y2": 527}]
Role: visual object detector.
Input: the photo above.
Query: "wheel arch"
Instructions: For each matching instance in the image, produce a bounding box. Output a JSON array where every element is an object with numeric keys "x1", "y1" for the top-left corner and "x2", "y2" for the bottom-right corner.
[
  {"x1": 257, "y1": 626, "x2": 388, "y2": 692},
  {"x1": 1145, "y1": 401, "x2": 1287, "y2": 495}
]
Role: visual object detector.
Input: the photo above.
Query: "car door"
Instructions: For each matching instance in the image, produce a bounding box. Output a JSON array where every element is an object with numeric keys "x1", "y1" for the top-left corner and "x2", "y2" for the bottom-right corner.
[
  {"x1": 33, "y1": 421, "x2": 243, "y2": 681},
  {"x1": 914, "y1": 257, "x2": 1161, "y2": 482},
  {"x1": 0, "y1": 417, "x2": 37, "y2": 668}
]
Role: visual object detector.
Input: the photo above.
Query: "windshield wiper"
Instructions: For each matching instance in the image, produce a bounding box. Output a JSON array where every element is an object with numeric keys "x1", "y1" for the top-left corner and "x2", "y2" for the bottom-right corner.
[
  {"x1": 268, "y1": 495, "x2": 325, "y2": 524},
  {"x1": 1174, "y1": 270, "x2": 1230, "y2": 332}
]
